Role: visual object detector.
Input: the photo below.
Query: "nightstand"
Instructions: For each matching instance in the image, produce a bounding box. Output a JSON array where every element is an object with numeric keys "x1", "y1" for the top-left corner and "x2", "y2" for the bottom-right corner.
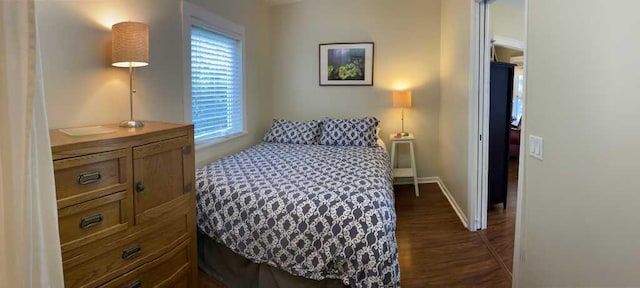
[{"x1": 389, "y1": 133, "x2": 419, "y2": 197}]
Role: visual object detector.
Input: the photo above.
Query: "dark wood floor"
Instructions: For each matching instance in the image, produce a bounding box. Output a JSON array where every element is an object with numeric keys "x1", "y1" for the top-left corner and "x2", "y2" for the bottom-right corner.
[
  {"x1": 481, "y1": 159, "x2": 519, "y2": 277},
  {"x1": 199, "y1": 272, "x2": 225, "y2": 288},
  {"x1": 394, "y1": 184, "x2": 511, "y2": 287},
  {"x1": 200, "y1": 182, "x2": 515, "y2": 287}
]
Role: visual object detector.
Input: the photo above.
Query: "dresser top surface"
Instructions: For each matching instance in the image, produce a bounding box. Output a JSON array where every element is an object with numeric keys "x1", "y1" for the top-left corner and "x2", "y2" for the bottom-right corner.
[{"x1": 50, "y1": 121, "x2": 193, "y2": 149}]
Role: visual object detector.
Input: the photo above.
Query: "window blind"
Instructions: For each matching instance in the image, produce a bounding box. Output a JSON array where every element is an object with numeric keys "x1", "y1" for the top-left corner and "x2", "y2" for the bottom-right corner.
[{"x1": 190, "y1": 25, "x2": 243, "y2": 142}]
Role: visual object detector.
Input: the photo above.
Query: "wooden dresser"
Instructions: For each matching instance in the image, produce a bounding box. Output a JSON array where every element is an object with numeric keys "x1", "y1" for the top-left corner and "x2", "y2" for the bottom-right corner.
[{"x1": 50, "y1": 122, "x2": 198, "y2": 288}]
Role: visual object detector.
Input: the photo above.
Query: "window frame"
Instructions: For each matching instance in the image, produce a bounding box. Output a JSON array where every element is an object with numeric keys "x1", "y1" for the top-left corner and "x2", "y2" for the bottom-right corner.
[{"x1": 182, "y1": 2, "x2": 247, "y2": 149}]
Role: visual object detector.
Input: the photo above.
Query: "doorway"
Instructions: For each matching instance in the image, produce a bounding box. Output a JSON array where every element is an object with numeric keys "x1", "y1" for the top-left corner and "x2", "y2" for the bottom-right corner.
[{"x1": 473, "y1": 0, "x2": 527, "y2": 282}]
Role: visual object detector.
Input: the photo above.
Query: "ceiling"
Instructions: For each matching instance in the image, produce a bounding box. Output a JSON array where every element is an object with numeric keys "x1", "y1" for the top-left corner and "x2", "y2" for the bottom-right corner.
[
  {"x1": 266, "y1": 0, "x2": 525, "y2": 7},
  {"x1": 265, "y1": 0, "x2": 525, "y2": 8},
  {"x1": 265, "y1": 0, "x2": 303, "y2": 5},
  {"x1": 494, "y1": 0, "x2": 525, "y2": 9}
]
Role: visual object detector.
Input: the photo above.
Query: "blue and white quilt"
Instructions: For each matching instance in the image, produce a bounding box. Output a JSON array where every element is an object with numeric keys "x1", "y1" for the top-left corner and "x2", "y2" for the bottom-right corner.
[{"x1": 196, "y1": 143, "x2": 399, "y2": 287}]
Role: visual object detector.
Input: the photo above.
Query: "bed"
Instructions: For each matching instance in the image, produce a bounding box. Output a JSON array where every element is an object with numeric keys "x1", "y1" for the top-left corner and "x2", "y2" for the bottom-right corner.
[{"x1": 196, "y1": 139, "x2": 399, "y2": 287}]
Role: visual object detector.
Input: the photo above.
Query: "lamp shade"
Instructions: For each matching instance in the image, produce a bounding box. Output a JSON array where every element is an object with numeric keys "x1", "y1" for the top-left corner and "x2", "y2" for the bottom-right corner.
[
  {"x1": 112, "y1": 21, "x2": 149, "y2": 67},
  {"x1": 393, "y1": 91, "x2": 412, "y2": 108}
]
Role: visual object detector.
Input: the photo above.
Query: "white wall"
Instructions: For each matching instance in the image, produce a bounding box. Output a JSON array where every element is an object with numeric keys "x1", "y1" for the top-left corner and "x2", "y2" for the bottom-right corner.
[
  {"x1": 518, "y1": 0, "x2": 640, "y2": 286},
  {"x1": 270, "y1": 0, "x2": 442, "y2": 178},
  {"x1": 439, "y1": 0, "x2": 473, "y2": 224},
  {"x1": 36, "y1": 0, "x2": 272, "y2": 168},
  {"x1": 37, "y1": 0, "x2": 184, "y2": 129},
  {"x1": 490, "y1": 0, "x2": 525, "y2": 42}
]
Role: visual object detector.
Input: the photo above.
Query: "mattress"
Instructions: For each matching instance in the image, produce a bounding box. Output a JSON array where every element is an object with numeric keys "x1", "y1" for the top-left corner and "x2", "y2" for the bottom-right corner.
[{"x1": 196, "y1": 142, "x2": 399, "y2": 287}]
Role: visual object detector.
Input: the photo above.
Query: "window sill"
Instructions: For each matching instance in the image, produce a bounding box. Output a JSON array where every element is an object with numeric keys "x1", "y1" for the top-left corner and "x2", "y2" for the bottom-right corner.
[{"x1": 195, "y1": 131, "x2": 248, "y2": 151}]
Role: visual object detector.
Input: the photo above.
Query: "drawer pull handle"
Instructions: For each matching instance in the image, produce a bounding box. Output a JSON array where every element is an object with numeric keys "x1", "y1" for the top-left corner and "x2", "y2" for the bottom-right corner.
[
  {"x1": 135, "y1": 182, "x2": 145, "y2": 193},
  {"x1": 78, "y1": 171, "x2": 101, "y2": 185},
  {"x1": 121, "y1": 244, "x2": 141, "y2": 260},
  {"x1": 79, "y1": 214, "x2": 103, "y2": 229},
  {"x1": 124, "y1": 279, "x2": 141, "y2": 288}
]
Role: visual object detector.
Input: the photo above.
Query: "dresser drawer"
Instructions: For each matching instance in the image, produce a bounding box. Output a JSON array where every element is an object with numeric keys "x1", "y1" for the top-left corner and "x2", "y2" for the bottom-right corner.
[
  {"x1": 101, "y1": 240, "x2": 193, "y2": 288},
  {"x1": 63, "y1": 213, "x2": 190, "y2": 288},
  {"x1": 54, "y1": 149, "x2": 130, "y2": 208},
  {"x1": 58, "y1": 191, "x2": 130, "y2": 252}
]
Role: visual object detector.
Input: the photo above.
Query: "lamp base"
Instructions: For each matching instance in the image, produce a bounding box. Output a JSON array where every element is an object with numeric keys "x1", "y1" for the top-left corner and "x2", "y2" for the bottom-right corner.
[
  {"x1": 120, "y1": 120, "x2": 145, "y2": 128},
  {"x1": 396, "y1": 132, "x2": 409, "y2": 137}
]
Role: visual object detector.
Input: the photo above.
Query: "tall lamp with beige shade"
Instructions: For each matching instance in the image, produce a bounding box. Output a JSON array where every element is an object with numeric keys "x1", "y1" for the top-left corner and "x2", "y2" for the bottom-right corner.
[
  {"x1": 393, "y1": 90, "x2": 412, "y2": 137},
  {"x1": 112, "y1": 21, "x2": 149, "y2": 128}
]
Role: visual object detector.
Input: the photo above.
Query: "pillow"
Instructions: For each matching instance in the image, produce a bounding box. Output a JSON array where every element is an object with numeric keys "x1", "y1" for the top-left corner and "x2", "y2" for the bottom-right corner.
[
  {"x1": 320, "y1": 117, "x2": 380, "y2": 147},
  {"x1": 264, "y1": 119, "x2": 321, "y2": 145}
]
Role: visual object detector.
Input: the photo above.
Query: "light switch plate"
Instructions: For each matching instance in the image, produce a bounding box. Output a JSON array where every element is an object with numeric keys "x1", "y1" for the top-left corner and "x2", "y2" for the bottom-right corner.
[{"x1": 529, "y1": 135, "x2": 543, "y2": 160}]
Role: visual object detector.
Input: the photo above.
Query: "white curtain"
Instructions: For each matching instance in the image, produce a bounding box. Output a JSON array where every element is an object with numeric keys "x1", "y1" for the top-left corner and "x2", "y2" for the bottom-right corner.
[{"x1": 0, "y1": 0, "x2": 64, "y2": 287}]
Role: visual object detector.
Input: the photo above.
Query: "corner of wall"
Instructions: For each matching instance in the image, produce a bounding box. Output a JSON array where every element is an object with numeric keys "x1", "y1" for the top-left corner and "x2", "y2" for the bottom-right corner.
[{"x1": 436, "y1": 0, "x2": 473, "y2": 229}]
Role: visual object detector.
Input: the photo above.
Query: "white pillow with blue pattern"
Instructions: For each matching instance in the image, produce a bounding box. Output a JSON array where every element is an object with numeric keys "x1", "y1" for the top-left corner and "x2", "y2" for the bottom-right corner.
[
  {"x1": 264, "y1": 119, "x2": 322, "y2": 145},
  {"x1": 320, "y1": 117, "x2": 380, "y2": 147}
]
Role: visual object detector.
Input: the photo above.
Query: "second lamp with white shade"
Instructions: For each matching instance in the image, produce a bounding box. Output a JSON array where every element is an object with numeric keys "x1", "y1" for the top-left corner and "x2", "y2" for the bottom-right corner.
[{"x1": 392, "y1": 90, "x2": 412, "y2": 137}]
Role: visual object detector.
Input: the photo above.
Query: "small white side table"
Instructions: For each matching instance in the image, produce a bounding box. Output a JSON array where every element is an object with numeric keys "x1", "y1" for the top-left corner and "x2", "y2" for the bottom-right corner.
[{"x1": 389, "y1": 133, "x2": 419, "y2": 197}]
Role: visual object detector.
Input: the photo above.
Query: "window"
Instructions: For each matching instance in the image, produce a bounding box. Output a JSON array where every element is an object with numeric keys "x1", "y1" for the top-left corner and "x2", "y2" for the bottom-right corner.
[
  {"x1": 184, "y1": 3, "x2": 245, "y2": 145},
  {"x1": 511, "y1": 67, "x2": 525, "y2": 126}
]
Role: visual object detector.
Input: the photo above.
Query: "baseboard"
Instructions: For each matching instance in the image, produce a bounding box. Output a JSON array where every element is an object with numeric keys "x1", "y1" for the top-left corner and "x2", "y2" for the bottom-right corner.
[
  {"x1": 394, "y1": 176, "x2": 469, "y2": 228},
  {"x1": 434, "y1": 178, "x2": 469, "y2": 228}
]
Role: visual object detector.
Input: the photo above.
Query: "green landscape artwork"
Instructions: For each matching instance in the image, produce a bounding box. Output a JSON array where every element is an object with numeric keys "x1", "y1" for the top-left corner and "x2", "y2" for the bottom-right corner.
[{"x1": 327, "y1": 48, "x2": 366, "y2": 81}]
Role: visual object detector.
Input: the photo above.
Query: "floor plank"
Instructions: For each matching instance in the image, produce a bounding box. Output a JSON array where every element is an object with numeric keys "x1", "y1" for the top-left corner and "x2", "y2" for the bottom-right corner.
[
  {"x1": 199, "y1": 270, "x2": 226, "y2": 288},
  {"x1": 482, "y1": 159, "x2": 518, "y2": 276},
  {"x1": 200, "y1": 183, "x2": 512, "y2": 287},
  {"x1": 395, "y1": 184, "x2": 511, "y2": 287}
]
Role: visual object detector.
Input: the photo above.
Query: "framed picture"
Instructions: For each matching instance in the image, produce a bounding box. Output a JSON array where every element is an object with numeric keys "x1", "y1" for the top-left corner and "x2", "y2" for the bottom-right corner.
[{"x1": 319, "y1": 42, "x2": 374, "y2": 86}]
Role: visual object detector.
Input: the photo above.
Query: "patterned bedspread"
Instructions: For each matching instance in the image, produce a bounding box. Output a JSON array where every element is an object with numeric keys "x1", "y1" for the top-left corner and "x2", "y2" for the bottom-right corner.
[{"x1": 196, "y1": 143, "x2": 399, "y2": 287}]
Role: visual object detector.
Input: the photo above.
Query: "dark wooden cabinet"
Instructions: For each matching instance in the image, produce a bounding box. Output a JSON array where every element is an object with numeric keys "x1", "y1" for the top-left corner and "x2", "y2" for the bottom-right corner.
[{"x1": 488, "y1": 62, "x2": 515, "y2": 209}]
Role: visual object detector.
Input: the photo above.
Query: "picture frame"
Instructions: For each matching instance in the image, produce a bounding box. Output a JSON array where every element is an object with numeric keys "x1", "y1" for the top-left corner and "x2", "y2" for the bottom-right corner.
[{"x1": 319, "y1": 42, "x2": 374, "y2": 86}]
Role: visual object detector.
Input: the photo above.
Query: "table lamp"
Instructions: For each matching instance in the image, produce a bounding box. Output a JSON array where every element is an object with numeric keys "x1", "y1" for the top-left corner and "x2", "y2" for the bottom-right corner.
[
  {"x1": 393, "y1": 90, "x2": 412, "y2": 137},
  {"x1": 112, "y1": 21, "x2": 149, "y2": 128}
]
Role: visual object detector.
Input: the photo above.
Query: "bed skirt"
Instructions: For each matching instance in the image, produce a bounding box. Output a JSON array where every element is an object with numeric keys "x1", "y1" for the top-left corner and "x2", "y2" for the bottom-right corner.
[{"x1": 198, "y1": 232, "x2": 347, "y2": 288}]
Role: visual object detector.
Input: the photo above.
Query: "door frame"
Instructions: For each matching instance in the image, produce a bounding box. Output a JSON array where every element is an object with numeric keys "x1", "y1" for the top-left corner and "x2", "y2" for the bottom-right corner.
[
  {"x1": 511, "y1": 2, "x2": 528, "y2": 285},
  {"x1": 470, "y1": 0, "x2": 529, "y2": 286},
  {"x1": 468, "y1": 0, "x2": 491, "y2": 232},
  {"x1": 475, "y1": 6, "x2": 527, "y2": 232}
]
